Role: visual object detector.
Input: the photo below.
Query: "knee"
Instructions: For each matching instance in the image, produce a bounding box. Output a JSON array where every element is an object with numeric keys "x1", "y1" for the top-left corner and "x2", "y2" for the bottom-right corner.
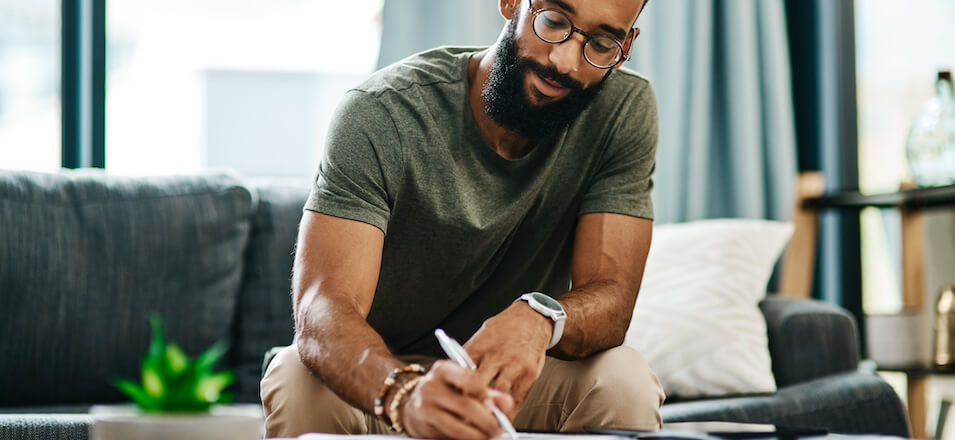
[
  {"x1": 564, "y1": 346, "x2": 665, "y2": 431},
  {"x1": 260, "y1": 345, "x2": 366, "y2": 437}
]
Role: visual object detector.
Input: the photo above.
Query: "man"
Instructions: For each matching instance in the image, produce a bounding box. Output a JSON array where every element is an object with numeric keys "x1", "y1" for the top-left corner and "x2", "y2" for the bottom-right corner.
[{"x1": 261, "y1": 0, "x2": 664, "y2": 438}]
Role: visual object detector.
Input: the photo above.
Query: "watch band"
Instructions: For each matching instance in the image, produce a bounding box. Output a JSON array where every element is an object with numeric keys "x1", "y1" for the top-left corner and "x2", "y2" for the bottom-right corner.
[
  {"x1": 547, "y1": 311, "x2": 565, "y2": 349},
  {"x1": 517, "y1": 292, "x2": 566, "y2": 349}
]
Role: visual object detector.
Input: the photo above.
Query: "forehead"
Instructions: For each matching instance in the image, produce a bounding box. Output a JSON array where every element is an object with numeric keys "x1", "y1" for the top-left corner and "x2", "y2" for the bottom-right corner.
[{"x1": 538, "y1": 0, "x2": 642, "y2": 32}]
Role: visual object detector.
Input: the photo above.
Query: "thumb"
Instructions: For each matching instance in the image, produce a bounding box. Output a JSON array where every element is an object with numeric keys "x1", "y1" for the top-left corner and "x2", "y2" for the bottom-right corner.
[{"x1": 487, "y1": 389, "x2": 515, "y2": 414}]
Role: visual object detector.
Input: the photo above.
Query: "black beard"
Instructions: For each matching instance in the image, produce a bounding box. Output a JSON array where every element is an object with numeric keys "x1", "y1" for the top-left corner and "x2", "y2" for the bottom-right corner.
[{"x1": 481, "y1": 20, "x2": 609, "y2": 142}]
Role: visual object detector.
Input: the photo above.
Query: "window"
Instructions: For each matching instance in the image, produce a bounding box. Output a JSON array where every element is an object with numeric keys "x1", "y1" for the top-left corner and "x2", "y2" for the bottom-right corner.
[
  {"x1": 105, "y1": 0, "x2": 383, "y2": 178},
  {"x1": 855, "y1": 0, "x2": 955, "y2": 313},
  {"x1": 0, "y1": 0, "x2": 61, "y2": 172}
]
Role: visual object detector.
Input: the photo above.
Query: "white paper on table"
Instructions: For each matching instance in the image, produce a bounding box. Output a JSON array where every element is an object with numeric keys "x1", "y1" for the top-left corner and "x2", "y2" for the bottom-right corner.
[{"x1": 296, "y1": 434, "x2": 633, "y2": 440}]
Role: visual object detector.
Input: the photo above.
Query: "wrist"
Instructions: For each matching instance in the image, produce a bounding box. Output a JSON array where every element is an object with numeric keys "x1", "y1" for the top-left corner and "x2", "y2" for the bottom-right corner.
[
  {"x1": 388, "y1": 375, "x2": 424, "y2": 434},
  {"x1": 374, "y1": 363, "x2": 425, "y2": 430},
  {"x1": 515, "y1": 292, "x2": 567, "y2": 349},
  {"x1": 382, "y1": 373, "x2": 419, "y2": 411},
  {"x1": 514, "y1": 301, "x2": 555, "y2": 343}
]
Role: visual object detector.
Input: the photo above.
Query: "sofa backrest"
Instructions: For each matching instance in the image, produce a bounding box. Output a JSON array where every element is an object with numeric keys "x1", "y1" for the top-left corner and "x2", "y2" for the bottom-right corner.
[
  {"x1": 0, "y1": 170, "x2": 254, "y2": 406},
  {"x1": 231, "y1": 181, "x2": 307, "y2": 403}
]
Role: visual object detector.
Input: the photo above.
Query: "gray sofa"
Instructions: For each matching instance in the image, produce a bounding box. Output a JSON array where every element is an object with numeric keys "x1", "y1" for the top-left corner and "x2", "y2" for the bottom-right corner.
[{"x1": 0, "y1": 170, "x2": 909, "y2": 439}]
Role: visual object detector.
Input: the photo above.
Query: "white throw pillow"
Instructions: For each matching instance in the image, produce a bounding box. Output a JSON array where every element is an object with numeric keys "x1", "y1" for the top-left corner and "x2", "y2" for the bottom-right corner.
[{"x1": 624, "y1": 219, "x2": 794, "y2": 398}]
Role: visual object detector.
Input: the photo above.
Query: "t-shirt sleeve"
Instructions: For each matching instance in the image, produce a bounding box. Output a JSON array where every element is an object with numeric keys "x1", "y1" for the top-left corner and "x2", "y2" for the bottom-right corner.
[
  {"x1": 579, "y1": 80, "x2": 658, "y2": 220},
  {"x1": 304, "y1": 90, "x2": 401, "y2": 233}
]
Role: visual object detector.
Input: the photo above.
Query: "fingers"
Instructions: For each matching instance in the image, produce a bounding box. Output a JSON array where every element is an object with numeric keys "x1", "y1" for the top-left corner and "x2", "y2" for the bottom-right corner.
[
  {"x1": 423, "y1": 410, "x2": 493, "y2": 440},
  {"x1": 411, "y1": 362, "x2": 505, "y2": 438},
  {"x1": 431, "y1": 360, "x2": 489, "y2": 400},
  {"x1": 465, "y1": 360, "x2": 524, "y2": 421},
  {"x1": 509, "y1": 377, "x2": 535, "y2": 414},
  {"x1": 487, "y1": 388, "x2": 515, "y2": 414},
  {"x1": 489, "y1": 361, "x2": 518, "y2": 395},
  {"x1": 429, "y1": 386, "x2": 505, "y2": 437},
  {"x1": 475, "y1": 362, "x2": 500, "y2": 391},
  {"x1": 483, "y1": 361, "x2": 535, "y2": 413}
]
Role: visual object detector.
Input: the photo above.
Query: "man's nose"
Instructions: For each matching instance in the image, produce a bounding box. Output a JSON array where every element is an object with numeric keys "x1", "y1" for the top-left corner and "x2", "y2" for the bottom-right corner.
[{"x1": 548, "y1": 33, "x2": 584, "y2": 75}]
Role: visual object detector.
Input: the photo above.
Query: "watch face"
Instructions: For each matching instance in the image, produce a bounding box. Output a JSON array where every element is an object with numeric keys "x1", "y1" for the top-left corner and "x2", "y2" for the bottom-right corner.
[{"x1": 531, "y1": 292, "x2": 562, "y2": 311}]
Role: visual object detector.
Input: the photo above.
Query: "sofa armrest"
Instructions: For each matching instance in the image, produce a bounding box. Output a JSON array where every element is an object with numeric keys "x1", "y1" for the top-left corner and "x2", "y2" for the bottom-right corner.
[
  {"x1": 660, "y1": 371, "x2": 910, "y2": 437},
  {"x1": 759, "y1": 295, "x2": 860, "y2": 387},
  {"x1": 0, "y1": 414, "x2": 92, "y2": 440}
]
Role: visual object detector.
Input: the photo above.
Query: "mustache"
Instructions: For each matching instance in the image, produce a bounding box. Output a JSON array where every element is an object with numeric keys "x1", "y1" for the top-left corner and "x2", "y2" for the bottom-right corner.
[{"x1": 520, "y1": 57, "x2": 584, "y2": 91}]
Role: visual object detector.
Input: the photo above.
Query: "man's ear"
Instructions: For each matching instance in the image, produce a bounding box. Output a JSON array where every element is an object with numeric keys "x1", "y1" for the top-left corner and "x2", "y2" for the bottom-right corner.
[
  {"x1": 499, "y1": 0, "x2": 520, "y2": 20},
  {"x1": 612, "y1": 28, "x2": 640, "y2": 71}
]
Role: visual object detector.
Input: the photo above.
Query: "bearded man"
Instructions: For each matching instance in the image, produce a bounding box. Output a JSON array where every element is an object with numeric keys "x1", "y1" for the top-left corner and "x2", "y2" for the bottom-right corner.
[{"x1": 261, "y1": 0, "x2": 663, "y2": 438}]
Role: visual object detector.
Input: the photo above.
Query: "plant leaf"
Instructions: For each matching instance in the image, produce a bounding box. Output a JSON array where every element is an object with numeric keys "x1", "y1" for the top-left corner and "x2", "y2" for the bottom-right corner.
[
  {"x1": 121, "y1": 314, "x2": 238, "y2": 413},
  {"x1": 165, "y1": 344, "x2": 188, "y2": 375},
  {"x1": 193, "y1": 342, "x2": 229, "y2": 374},
  {"x1": 195, "y1": 371, "x2": 235, "y2": 403},
  {"x1": 147, "y1": 313, "x2": 165, "y2": 365},
  {"x1": 141, "y1": 358, "x2": 164, "y2": 398},
  {"x1": 114, "y1": 379, "x2": 159, "y2": 411}
]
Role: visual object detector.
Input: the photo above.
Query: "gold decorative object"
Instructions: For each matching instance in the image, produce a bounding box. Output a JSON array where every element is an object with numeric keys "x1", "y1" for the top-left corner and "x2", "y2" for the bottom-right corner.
[{"x1": 934, "y1": 285, "x2": 955, "y2": 368}]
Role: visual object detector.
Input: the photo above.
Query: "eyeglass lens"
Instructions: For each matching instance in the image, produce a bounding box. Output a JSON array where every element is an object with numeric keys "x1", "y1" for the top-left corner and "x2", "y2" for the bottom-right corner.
[{"x1": 532, "y1": 9, "x2": 622, "y2": 68}]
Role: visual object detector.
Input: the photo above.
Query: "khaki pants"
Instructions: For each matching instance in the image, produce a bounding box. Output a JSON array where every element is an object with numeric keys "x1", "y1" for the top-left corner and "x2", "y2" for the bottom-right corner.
[{"x1": 261, "y1": 344, "x2": 665, "y2": 438}]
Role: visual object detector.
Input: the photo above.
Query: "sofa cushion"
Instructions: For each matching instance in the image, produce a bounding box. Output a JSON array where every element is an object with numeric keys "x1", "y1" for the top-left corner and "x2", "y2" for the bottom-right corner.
[
  {"x1": 0, "y1": 170, "x2": 253, "y2": 406},
  {"x1": 232, "y1": 181, "x2": 307, "y2": 403}
]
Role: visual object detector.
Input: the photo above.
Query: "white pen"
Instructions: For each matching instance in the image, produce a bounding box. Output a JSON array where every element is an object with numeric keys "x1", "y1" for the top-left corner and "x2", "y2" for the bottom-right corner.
[{"x1": 434, "y1": 329, "x2": 519, "y2": 439}]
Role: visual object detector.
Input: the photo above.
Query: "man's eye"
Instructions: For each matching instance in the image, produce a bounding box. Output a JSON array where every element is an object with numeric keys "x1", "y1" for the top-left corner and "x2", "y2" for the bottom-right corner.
[
  {"x1": 541, "y1": 13, "x2": 566, "y2": 29},
  {"x1": 544, "y1": 16, "x2": 564, "y2": 29},
  {"x1": 590, "y1": 38, "x2": 616, "y2": 53}
]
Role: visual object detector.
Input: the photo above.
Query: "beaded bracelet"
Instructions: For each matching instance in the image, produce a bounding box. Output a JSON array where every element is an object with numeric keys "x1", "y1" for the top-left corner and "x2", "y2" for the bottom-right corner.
[
  {"x1": 388, "y1": 374, "x2": 425, "y2": 434},
  {"x1": 373, "y1": 363, "x2": 426, "y2": 428}
]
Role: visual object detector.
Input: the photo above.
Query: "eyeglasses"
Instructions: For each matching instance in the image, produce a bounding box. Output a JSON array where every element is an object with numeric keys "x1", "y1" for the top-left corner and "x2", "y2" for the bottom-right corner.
[{"x1": 526, "y1": 0, "x2": 632, "y2": 69}]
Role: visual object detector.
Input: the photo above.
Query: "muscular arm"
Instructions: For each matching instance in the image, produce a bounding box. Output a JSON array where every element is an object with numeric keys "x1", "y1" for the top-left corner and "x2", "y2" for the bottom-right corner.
[
  {"x1": 292, "y1": 210, "x2": 402, "y2": 412},
  {"x1": 550, "y1": 212, "x2": 652, "y2": 359},
  {"x1": 466, "y1": 212, "x2": 651, "y2": 411},
  {"x1": 293, "y1": 211, "x2": 509, "y2": 438}
]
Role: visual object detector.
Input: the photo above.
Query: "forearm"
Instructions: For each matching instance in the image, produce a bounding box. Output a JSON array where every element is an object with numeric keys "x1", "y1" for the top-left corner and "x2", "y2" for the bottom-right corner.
[
  {"x1": 295, "y1": 289, "x2": 405, "y2": 414},
  {"x1": 550, "y1": 278, "x2": 637, "y2": 360}
]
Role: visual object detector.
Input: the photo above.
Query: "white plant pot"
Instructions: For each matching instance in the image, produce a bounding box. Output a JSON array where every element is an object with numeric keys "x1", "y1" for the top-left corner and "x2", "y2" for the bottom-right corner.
[{"x1": 90, "y1": 404, "x2": 264, "y2": 440}]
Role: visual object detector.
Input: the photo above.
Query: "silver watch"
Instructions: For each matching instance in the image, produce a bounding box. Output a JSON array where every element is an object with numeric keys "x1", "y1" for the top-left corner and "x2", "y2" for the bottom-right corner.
[{"x1": 517, "y1": 292, "x2": 567, "y2": 349}]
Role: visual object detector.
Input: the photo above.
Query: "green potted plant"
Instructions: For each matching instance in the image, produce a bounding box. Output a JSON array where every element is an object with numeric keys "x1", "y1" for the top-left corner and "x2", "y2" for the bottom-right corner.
[{"x1": 90, "y1": 314, "x2": 262, "y2": 440}]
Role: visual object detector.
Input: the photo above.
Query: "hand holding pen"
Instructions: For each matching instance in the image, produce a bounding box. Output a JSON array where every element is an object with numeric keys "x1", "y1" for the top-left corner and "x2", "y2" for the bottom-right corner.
[
  {"x1": 394, "y1": 330, "x2": 518, "y2": 439},
  {"x1": 435, "y1": 328, "x2": 519, "y2": 439}
]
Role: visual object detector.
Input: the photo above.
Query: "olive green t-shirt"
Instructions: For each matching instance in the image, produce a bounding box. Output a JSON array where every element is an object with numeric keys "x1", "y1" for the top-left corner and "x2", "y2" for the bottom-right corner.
[{"x1": 306, "y1": 46, "x2": 657, "y2": 356}]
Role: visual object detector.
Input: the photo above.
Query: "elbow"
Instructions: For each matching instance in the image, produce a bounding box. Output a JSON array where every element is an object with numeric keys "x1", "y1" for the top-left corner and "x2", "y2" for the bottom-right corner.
[
  {"x1": 293, "y1": 285, "x2": 329, "y2": 343},
  {"x1": 293, "y1": 289, "x2": 314, "y2": 337},
  {"x1": 552, "y1": 328, "x2": 629, "y2": 360},
  {"x1": 607, "y1": 330, "x2": 628, "y2": 349}
]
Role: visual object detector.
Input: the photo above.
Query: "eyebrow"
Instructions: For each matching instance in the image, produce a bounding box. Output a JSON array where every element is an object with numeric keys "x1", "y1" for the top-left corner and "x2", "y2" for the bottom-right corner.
[{"x1": 547, "y1": 0, "x2": 629, "y2": 41}]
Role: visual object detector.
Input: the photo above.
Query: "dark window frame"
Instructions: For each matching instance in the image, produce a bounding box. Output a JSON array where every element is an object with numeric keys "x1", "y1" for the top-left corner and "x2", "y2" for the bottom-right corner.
[
  {"x1": 61, "y1": 0, "x2": 105, "y2": 169},
  {"x1": 786, "y1": 0, "x2": 863, "y2": 351}
]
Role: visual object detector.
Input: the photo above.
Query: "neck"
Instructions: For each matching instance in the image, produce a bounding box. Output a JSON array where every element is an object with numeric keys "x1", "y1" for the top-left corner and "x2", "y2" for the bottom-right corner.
[{"x1": 468, "y1": 49, "x2": 535, "y2": 160}]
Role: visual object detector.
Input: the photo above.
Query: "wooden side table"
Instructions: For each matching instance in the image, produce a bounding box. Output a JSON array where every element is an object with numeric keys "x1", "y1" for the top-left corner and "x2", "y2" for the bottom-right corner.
[{"x1": 796, "y1": 182, "x2": 955, "y2": 439}]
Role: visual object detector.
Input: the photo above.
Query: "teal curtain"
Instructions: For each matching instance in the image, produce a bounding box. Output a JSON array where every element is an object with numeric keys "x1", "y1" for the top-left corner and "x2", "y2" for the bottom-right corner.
[
  {"x1": 376, "y1": 0, "x2": 798, "y2": 223},
  {"x1": 785, "y1": 0, "x2": 860, "y2": 308},
  {"x1": 626, "y1": 0, "x2": 797, "y2": 223},
  {"x1": 376, "y1": 1, "x2": 504, "y2": 69}
]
